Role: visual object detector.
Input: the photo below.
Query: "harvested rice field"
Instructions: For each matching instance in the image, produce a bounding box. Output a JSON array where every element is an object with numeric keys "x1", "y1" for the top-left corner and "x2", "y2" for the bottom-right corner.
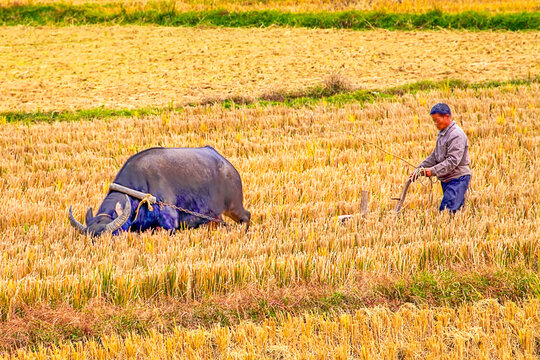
[
  {"x1": 0, "y1": 0, "x2": 538, "y2": 13},
  {"x1": 2, "y1": 300, "x2": 540, "y2": 359},
  {"x1": 1, "y1": 83, "x2": 540, "y2": 356},
  {"x1": 1, "y1": 0, "x2": 540, "y2": 356},
  {"x1": 1, "y1": 26, "x2": 538, "y2": 112}
]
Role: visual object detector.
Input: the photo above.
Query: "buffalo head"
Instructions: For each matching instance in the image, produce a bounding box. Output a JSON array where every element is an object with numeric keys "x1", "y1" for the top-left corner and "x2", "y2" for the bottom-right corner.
[{"x1": 68, "y1": 195, "x2": 131, "y2": 237}]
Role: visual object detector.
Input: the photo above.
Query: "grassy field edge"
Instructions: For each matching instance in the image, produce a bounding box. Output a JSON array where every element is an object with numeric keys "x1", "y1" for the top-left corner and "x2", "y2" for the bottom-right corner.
[
  {"x1": 0, "y1": 5, "x2": 539, "y2": 30},
  {"x1": 1, "y1": 266, "x2": 539, "y2": 352},
  {"x1": 1, "y1": 76, "x2": 538, "y2": 124}
]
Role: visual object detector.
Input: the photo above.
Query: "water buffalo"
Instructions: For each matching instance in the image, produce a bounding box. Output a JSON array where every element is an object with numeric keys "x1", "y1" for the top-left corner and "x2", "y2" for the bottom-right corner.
[{"x1": 68, "y1": 146, "x2": 251, "y2": 236}]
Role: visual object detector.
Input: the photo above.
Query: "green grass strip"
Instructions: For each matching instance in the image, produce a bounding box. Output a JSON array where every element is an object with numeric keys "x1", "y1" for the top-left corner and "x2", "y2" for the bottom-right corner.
[
  {"x1": 0, "y1": 5, "x2": 538, "y2": 30},
  {"x1": 0, "y1": 107, "x2": 162, "y2": 124},
  {"x1": 249, "y1": 76, "x2": 539, "y2": 108},
  {"x1": 0, "y1": 76, "x2": 537, "y2": 124},
  {"x1": 376, "y1": 268, "x2": 540, "y2": 307}
]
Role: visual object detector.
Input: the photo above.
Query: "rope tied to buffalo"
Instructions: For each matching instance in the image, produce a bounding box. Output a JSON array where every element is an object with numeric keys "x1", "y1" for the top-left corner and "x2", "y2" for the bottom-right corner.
[
  {"x1": 158, "y1": 201, "x2": 227, "y2": 225},
  {"x1": 134, "y1": 193, "x2": 154, "y2": 221},
  {"x1": 109, "y1": 183, "x2": 226, "y2": 226}
]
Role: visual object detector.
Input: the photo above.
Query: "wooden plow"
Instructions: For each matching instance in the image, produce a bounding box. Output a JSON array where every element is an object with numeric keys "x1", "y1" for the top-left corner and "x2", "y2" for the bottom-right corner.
[{"x1": 338, "y1": 178, "x2": 412, "y2": 223}]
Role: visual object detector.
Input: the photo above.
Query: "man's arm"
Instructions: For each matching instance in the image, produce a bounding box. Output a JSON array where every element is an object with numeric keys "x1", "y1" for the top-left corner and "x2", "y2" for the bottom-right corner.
[
  {"x1": 418, "y1": 150, "x2": 437, "y2": 169},
  {"x1": 429, "y1": 135, "x2": 466, "y2": 179}
]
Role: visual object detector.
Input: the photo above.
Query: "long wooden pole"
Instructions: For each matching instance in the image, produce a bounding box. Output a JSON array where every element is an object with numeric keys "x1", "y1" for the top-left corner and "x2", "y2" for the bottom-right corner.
[{"x1": 109, "y1": 183, "x2": 157, "y2": 204}]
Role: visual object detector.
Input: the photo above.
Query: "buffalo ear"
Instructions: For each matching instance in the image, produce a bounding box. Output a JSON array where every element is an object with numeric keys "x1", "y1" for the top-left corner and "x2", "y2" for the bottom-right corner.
[
  {"x1": 85, "y1": 207, "x2": 94, "y2": 225},
  {"x1": 115, "y1": 202, "x2": 123, "y2": 217}
]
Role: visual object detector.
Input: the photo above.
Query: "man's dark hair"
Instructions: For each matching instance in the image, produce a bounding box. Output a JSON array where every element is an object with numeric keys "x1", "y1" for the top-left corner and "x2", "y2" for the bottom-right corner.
[{"x1": 430, "y1": 103, "x2": 451, "y2": 116}]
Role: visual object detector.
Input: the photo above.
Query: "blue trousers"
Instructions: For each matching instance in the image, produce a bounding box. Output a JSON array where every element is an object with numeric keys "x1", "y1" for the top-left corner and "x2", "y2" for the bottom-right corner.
[{"x1": 440, "y1": 175, "x2": 471, "y2": 212}]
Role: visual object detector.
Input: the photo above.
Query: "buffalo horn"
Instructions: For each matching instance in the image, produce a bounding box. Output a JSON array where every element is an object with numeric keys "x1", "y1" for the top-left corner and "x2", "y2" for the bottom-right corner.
[
  {"x1": 104, "y1": 195, "x2": 131, "y2": 234},
  {"x1": 68, "y1": 206, "x2": 87, "y2": 234}
]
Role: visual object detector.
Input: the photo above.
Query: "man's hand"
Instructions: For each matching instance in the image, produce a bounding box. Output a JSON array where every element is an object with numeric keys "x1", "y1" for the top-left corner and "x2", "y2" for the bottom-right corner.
[
  {"x1": 409, "y1": 169, "x2": 420, "y2": 182},
  {"x1": 409, "y1": 168, "x2": 432, "y2": 182}
]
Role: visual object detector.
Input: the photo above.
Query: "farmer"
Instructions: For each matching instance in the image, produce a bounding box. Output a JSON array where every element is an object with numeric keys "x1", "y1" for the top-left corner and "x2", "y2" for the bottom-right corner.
[{"x1": 410, "y1": 103, "x2": 471, "y2": 212}]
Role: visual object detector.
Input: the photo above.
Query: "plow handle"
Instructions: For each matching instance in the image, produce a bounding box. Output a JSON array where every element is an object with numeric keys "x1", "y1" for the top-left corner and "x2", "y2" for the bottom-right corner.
[{"x1": 393, "y1": 178, "x2": 412, "y2": 214}]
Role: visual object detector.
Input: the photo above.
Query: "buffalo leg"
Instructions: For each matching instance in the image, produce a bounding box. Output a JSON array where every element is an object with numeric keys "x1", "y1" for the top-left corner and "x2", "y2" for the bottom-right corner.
[{"x1": 205, "y1": 214, "x2": 225, "y2": 230}]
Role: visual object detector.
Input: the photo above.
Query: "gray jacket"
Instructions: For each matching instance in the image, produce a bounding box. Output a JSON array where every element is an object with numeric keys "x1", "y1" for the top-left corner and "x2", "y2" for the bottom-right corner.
[{"x1": 419, "y1": 121, "x2": 471, "y2": 183}]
